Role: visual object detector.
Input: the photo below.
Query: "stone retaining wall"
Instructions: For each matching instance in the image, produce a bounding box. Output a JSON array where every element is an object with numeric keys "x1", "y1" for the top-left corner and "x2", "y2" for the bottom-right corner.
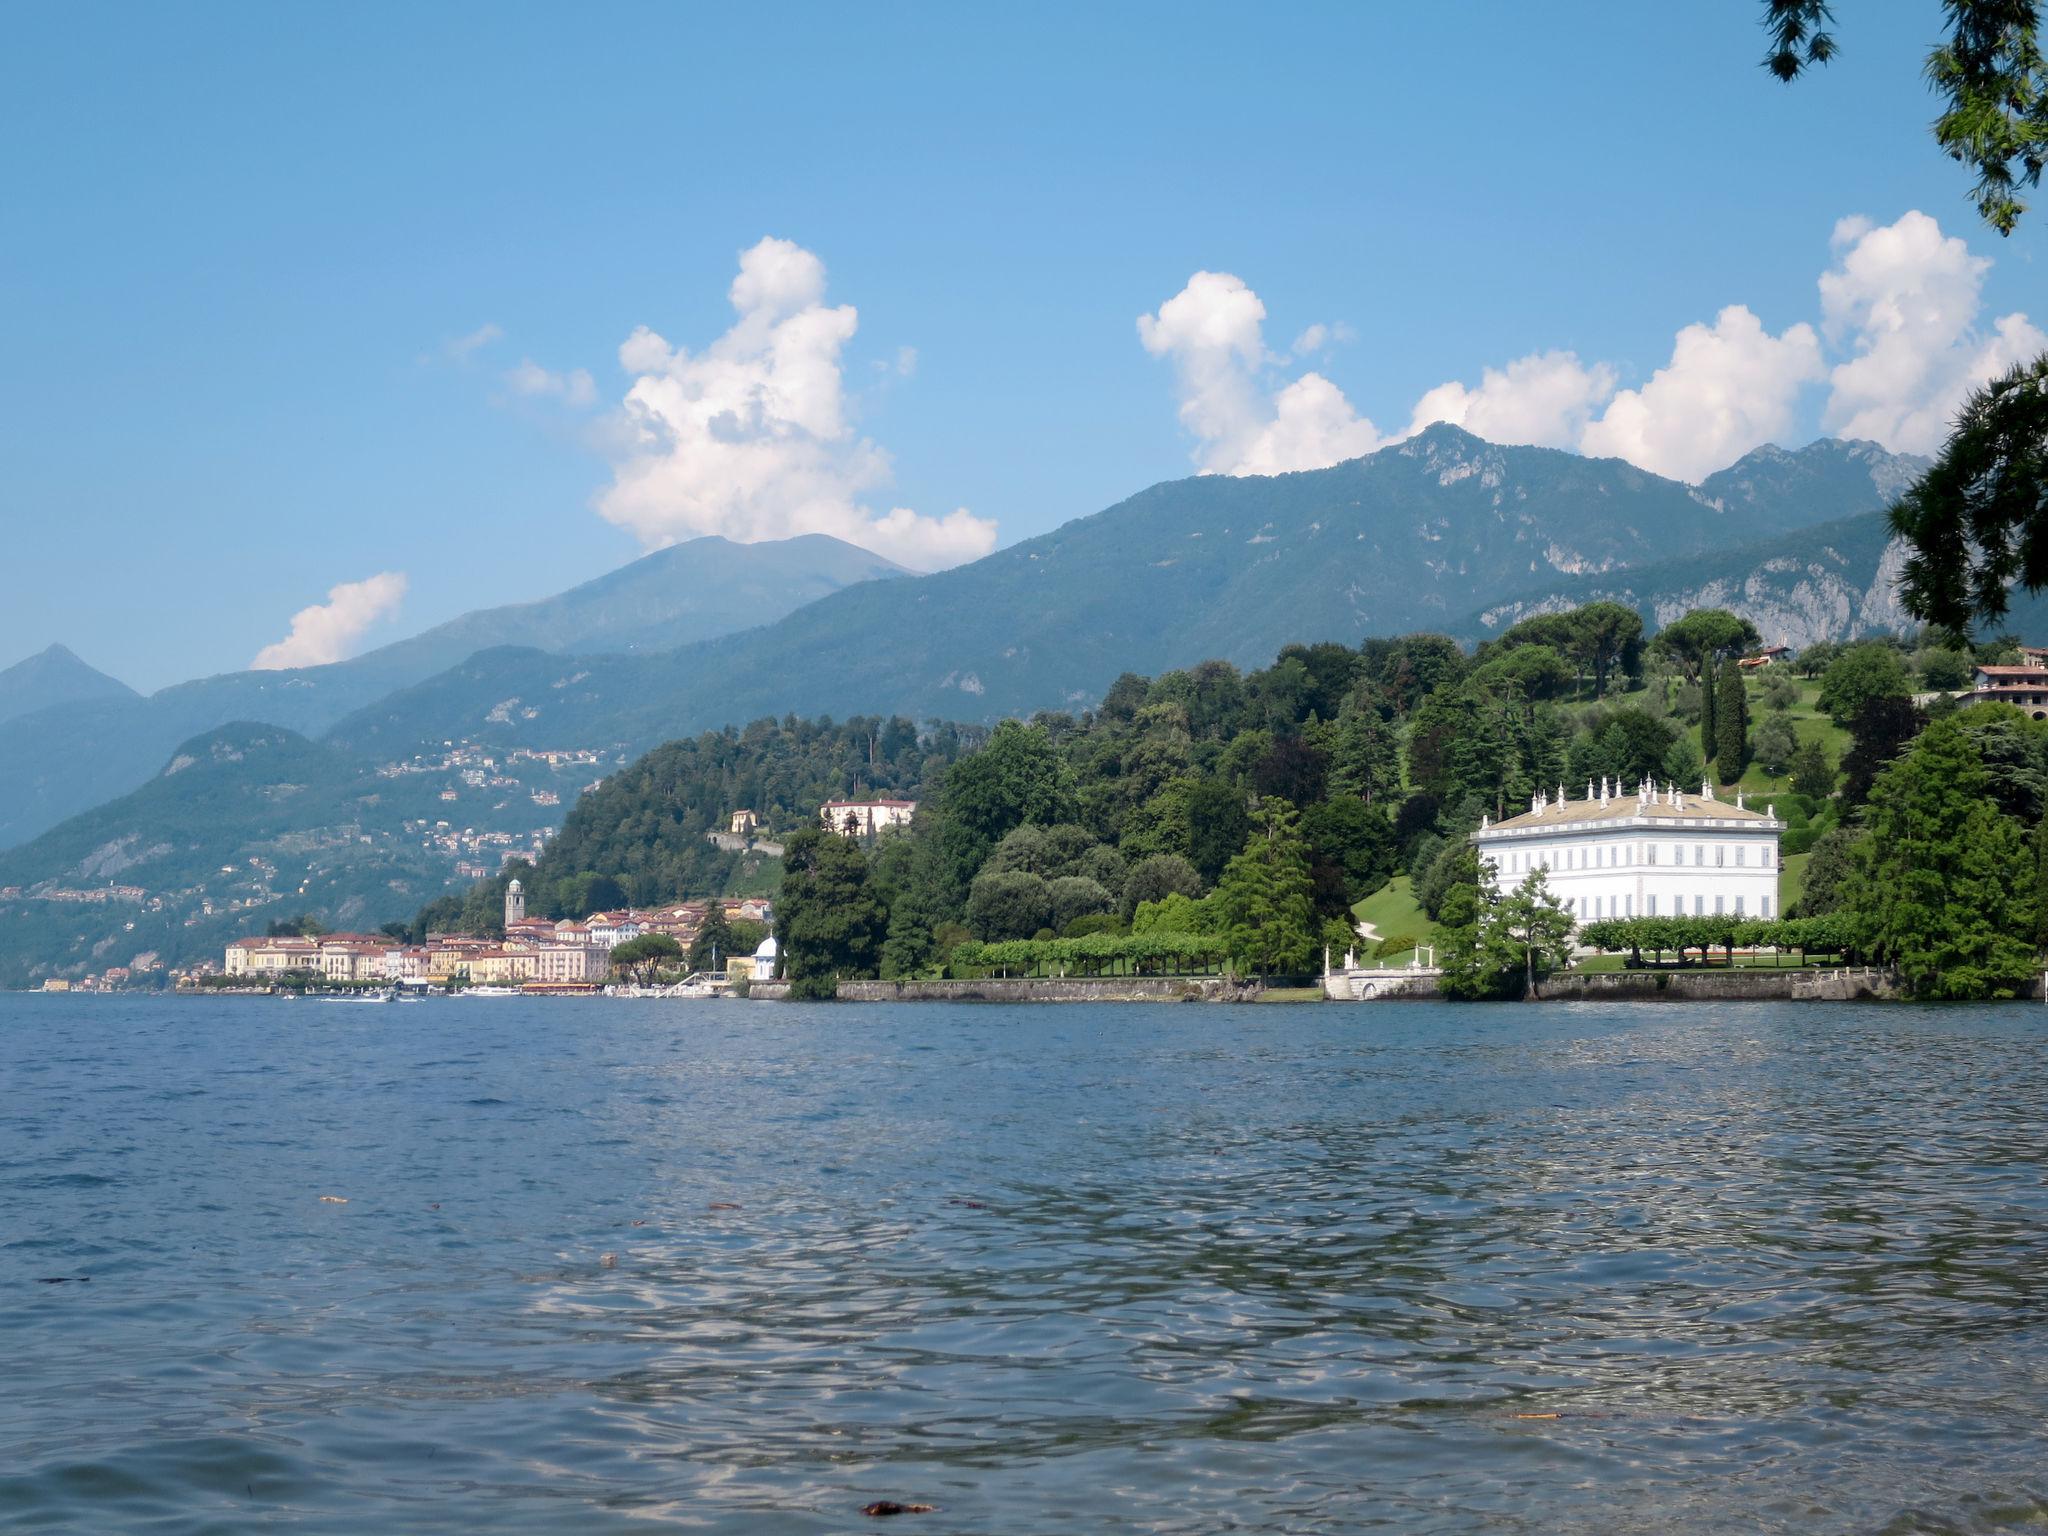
[{"x1": 1534, "y1": 968, "x2": 1901, "y2": 1002}]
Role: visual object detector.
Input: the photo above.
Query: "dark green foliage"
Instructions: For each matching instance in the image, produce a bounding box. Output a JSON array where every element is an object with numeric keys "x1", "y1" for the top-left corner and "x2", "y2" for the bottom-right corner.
[
  {"x1": 1715, "y1": 664, "x2": 1750, "y2": 779},
  {"x1": 1793, "y1": 827, "x2": 1859, "y2": 916},
  {"x1": 1300, "y1": 797, "x2": 1397, "y2": 916},
  {"x1": 1953, "y1": 702, "x2": 2048, "y2": 820},
  {"x1": 939, "y1": 721, "x2": 1080, "y2": 845},
  {"x1": 1415, "y1": 840, "x2": 1479, "y2": 923},
  {"x1": 1046, "y1": 876, "x2": 1115, "y2": 932},
  {"x1": 1921, "y1": 648, "x2": 1974, "y2": 690},
  {"x1": 1818, "y1": 644, "x2": 1912, "y2": 726},
  {"x1": 520, "y1": 714, "x2": 953, "y2": 917},
  {"x1": 610, "y1": 932, "x2": 683, "y2": 983},
  {"x1": 1841, "y1": 696, "x2": 1928, "y2": 804},
  {"x1": 967, "y1": 870, "x2": 1053, "y2": 940},
  {"x1": 1789, "y1": 739, "x2": 1836, "y2": 799},
  {"x1": 1895, "y1": 358, "x2": 2048, "y2": 630},
  {"x1": 1700, "y1": 654, "x2": 1719, "y2": 758},
  {"x1": 266, "y1": 914, "x2": 326, "y2": 938},
  {"x1": 687, "y1": 905, "x2": 733, "y2": 971},
  {"x1": 1211, "y1": 798, "x2": 1321, "y2": 975},
  {"x1": 1120, "y1": 853, "x2": 1204, "y2": 919},
  {"x1": 1842, "y1": 716, "x2": 2039, "y2": 998},
  {"x1": 1566, "y1": 707, "x2": 1677, "y2": 787},
  {"x1": 776, "y1": 826, "x2": 885, "y2": 998}
]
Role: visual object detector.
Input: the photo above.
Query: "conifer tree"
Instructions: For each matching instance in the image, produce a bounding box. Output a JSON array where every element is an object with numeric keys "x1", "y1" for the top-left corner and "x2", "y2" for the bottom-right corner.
[
  {"x1": 1842, "y1": 716, "x2": 2039, "y2": 999},
  {"x1": 1211, "y1": 797, "x2": 1320, "y2": 976},
  {"x1": 1715, "y1": 664, "x2": 1749, "y2": 780},
  {"x1": 1700, "y1": 654, "x2": 1719, "y2": 760}
]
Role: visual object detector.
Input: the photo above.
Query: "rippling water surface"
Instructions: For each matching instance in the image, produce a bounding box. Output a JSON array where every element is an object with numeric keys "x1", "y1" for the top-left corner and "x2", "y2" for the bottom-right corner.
[{"x1": 3, "y1": 996, "x2": 2047, "y2": 1533}]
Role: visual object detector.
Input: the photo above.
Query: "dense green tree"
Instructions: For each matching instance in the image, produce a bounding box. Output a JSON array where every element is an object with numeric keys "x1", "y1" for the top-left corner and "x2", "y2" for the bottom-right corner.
[
  {"x1": 1841, "y1": 716, "x2": 2039, "y2": 998},
  {"x1": 1489, "y1": 868, "x2": 1578, "y2": 999},
  {"x1": 1471, "y1": 643, "x2": 1575, "y2": 702},
  {"x1": 687, "y1": 904, "x2": 733, "y2": 971},
  {"x1": 1300, "y1": 797, "x2": 1398, "y2": 916},
  {"x1": 1715, "y1": 664, "x2": 1750, "y2": 779},
  {"x1": 266, "y1": 913, "x2": 326, "y2": 938},
  {"x1": 611, "y1": 933, "x2": 683, "y2": 984},
  {"x1": 1046, "y1": 876, "x2": 1115, "y2": 932},
  {"x1": 939, "y1": 721, "x2": 1080, "y2": 845},
  {"x1": 1120, "y1": 853, "x2": 1204, "y2": 919},
  {"x1": 1792, "y1": 827, "x2": 1859, "y2": 917},
  {"x1": 776, "y1": 826, "x2": 886, "y2": 999},
  {"x1": 1211, "y1": 798, "x2": 1320, "y2": 975},
  {"x1": 1788, "y1": 739, "x2": 1836, "y2": 799},
  {"x1": 1818, "y1": 644, "x2": 1912, "y2": 727},
  {"x1": 966, "y1": 869, "x2": 1054, "y2": 941},
  {"x1": 1435, "y1": 877, "x2": 1506, "y2": 1000},
  {"x1": 1326, "y1": 706, "x2": 1400, "y2": 805},
  {"x1": 1664, "y1": 734, "x2": 1708, "y2": 792},
  {"x1": 1921, "y1": 648, "x2": 1975, "y2": 690},
  {"x1": 1841, "y1": 696, "x2": 1928, "y2": 805},
  {"x1": 1953, "y1": 703, "x2": 2048, "y2": 820},
  {"x1": 1700, "y1": 654, "x2": 1720, "y2": 759}
]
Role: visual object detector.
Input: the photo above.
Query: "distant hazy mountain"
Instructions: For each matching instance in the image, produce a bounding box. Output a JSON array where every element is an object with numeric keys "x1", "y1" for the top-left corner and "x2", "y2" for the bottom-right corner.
[
  {"x1": 0, "y1": 535, "x2": 904, "y2": 849},
  {"x1": 0, "y1": 644, "x2": 135, "y2": 726},
  {"x1": 337, "y1": 533, "x2": 907, "y2": 691},
  {"x1": 329, "y1": 427, "x2": 1929, "y2": 765},
  {"x1": 0, "y1": 723, "x2": 439, "y2": 989}
]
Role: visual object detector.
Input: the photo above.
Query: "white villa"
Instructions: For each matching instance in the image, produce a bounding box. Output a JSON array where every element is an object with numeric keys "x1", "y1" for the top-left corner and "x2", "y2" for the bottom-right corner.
[{"x1": 1471, "y1": 777, "x2": 1784, "y2": 924}]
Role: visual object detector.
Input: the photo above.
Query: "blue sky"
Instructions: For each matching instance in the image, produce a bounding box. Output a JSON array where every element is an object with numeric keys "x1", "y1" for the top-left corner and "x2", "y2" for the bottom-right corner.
[{"x1": 2, "y1": 2, "x2": 2041, "y2": 690}]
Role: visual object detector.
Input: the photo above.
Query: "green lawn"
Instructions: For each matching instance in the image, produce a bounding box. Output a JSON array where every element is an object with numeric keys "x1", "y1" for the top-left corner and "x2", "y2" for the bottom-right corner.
[
  {"x1": 1351, "y1": 875, "x2": 1438, "y2": 963},
  {"x1": 1780, "y1": 849, "x2": 1810, "y2": 914}
]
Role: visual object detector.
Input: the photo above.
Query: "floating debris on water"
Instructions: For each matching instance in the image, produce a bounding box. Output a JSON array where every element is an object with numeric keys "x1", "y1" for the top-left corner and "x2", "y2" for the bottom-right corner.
[{"x1": 861, "y1": 1501, "x2": 935, "y2": 1517}]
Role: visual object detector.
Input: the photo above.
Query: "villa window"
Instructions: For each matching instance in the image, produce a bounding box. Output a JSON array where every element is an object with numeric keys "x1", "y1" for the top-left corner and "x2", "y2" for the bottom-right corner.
[
  {"x1": 1716, "y1": 846, "x2": 1725, "y2": 867},
  {"x1": 1735, "y1": 847, "x2": 1745, "y2": 867},
  {"x1": 1762, "y1": 896, "x2": 1772, "y2": 918},
  {"x1": 1647, "y1": 845, "x2": 1657, "y2": 865},
  {"x1": 1735, "y1": 896, "x2": 1744, "y2": 915},
  {"x1": 1648, "y1": 895, "x2": 1658, "y2": 915},
  {"x1": 1715, "y1": 895, "x2": 1724, "y2": 914},
  {"x1": 1695, "y1": 844, "x2": 1704, "y2": 865},
  {"x1": 1695, "y1": 895, "x2": 1704, "y2": 915}
]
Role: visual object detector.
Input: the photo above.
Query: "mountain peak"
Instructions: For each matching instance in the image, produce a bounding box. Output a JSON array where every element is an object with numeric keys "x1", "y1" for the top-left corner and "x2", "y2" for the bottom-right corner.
[{"x1": 0, "y1": 641, "x2": 137, "y2": 727}]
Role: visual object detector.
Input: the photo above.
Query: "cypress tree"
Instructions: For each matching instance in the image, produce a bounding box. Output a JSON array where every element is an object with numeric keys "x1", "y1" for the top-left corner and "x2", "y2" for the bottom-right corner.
[
  {"x1": 1699, "y1": 655, "x2": 1718, "y2": 760},
  {"x1": 1715, "y1": 664, "x2": 1749, "y2": 780}
]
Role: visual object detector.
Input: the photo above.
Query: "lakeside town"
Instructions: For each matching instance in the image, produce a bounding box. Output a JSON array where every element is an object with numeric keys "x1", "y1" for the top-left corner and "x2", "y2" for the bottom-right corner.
[{"x1": 19, "y1": 632, "x2": 2036, "y2": 1004}]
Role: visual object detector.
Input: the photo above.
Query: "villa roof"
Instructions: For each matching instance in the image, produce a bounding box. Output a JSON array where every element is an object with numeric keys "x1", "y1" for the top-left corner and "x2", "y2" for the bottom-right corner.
[{"x1": 1478, "y1": 783, "x2": 1777, "y2": 835}]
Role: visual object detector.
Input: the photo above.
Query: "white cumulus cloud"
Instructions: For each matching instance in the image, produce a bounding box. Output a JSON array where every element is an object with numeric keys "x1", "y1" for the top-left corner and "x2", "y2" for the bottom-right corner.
[
  {"x1": 594, "y1": 237, "x2": 996, "y2": 571},
  {"x1": 1819, "y1": 210, "x2": 2046, "y2": 453},
  {"x1": 251, "y1": 572, "x2": 408, "y2": 671},
  {"x1": 1140, "y1": 272, "x2": 1384, "y2": 475},
  {"x1": 1579, "y1": 306, "x2": 1824, "y2": 481},
  {"x1": 1406, "y1": 350, "x2": 1618, "y2": 448}
]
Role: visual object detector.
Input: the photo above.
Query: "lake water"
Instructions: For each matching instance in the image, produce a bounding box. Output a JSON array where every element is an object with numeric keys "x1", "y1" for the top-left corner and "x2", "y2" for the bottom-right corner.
[{"x1": 2, "y1": 996, "x2": 2045, "y2": 1533}]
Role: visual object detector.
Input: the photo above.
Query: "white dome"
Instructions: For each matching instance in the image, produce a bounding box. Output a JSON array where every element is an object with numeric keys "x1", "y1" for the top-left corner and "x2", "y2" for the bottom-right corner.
[{"x1": 753, "y1": 934, "x2": 778, "y2": 961}]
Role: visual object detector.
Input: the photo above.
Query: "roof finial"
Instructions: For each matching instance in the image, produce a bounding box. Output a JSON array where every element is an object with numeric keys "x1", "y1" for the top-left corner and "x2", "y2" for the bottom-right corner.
[
  {"x1": 1736, "y1": 787, "x2": 1746, "y2": 809},
  {"x1": 1702, "y1": 777, "x2": 1712, "y2": 799}
]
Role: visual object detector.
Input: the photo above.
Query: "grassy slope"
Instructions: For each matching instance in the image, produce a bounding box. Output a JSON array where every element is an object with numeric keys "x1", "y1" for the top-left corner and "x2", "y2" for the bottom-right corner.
[{"x1": 1351, "y1": 876, "x2": 1437, "y2": 962}]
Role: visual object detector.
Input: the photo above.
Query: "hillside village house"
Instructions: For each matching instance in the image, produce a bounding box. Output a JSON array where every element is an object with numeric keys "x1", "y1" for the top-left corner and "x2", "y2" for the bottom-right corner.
[
  {"x1": 1962, "y1": 660, "x2": 2048, "y2": 718},
  {"x1": 820, "y1": 798, "x2": 917, "y2": 836},
  {"x1": 220, "y1": 893, "x2": 774, "y2": 985},
  {"x1": 1471, "y1": 778, "x2": 1783, "y2": 923}
]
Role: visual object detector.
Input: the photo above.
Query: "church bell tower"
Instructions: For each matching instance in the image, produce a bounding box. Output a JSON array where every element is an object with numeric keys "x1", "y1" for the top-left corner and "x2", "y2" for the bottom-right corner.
[{"x1": 504, "y1": 876, "x2": 525, "y2": 928}]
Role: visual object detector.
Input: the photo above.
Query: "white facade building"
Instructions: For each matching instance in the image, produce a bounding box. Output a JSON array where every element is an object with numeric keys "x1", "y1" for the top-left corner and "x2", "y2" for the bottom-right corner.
[
  {"x1": 1471, "y1": 778, "x2": 1783, "y2": 924},
  {"x1": 820, "y1": 799, "x2": 917, "y2": 836}
]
